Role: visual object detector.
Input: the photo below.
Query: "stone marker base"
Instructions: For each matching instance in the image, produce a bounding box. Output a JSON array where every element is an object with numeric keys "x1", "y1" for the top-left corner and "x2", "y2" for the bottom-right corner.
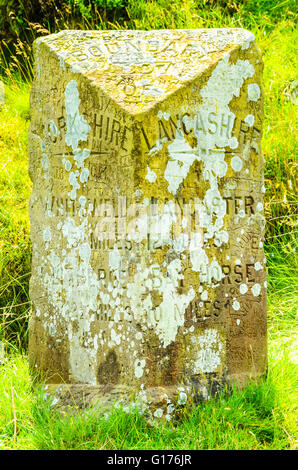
[
  {"x1": 42, "y1": 372, "x2": 265, "y2": 419},
  {"x1": 43, "y1": 383, "x2": 194, "y2": 419}
]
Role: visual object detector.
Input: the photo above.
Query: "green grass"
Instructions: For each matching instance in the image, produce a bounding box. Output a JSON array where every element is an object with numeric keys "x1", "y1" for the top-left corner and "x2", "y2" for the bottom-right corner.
[
  {"x1": 0, "y1": 0, "x2": 297, "y2": 451},
  {"x1": 0, "y1": 82, "x2": 31, "y2": 350},
  {"x1": 0, "y1": 312, "x2": 296, "y2": 450}
]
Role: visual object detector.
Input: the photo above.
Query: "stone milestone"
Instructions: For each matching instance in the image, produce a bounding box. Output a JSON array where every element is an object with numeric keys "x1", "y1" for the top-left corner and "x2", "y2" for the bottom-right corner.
[{"x1": 29, "y1": 29, "x2": 267, "y2": 414}]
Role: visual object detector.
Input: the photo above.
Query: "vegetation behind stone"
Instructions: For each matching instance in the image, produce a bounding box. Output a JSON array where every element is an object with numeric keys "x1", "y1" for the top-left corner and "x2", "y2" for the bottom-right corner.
[{"x1": 0, "y1": 0, "x2": 296, "y2": 450}]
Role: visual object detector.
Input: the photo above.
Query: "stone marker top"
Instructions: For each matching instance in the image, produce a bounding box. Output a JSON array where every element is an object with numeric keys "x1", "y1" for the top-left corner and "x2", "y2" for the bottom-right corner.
[{"x1": 35, "y1": 29, "x2": 257, "y2": 115}]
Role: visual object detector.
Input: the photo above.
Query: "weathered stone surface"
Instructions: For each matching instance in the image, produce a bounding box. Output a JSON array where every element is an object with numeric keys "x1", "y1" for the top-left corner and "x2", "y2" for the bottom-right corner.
[
  {"x1": 43, "y1": 383, "x2": 189, "y2": 419},
  {"x1": 29, "y1": 29, "x2": 267, "y2": 411}
]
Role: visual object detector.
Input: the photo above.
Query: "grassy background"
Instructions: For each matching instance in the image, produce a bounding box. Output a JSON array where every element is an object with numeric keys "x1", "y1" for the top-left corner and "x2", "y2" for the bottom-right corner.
[{"x1": 0, "y1": 0, "x2": 297, "y2": 450}]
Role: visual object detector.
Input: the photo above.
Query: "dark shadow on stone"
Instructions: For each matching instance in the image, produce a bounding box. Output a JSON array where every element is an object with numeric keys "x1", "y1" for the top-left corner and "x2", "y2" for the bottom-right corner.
[
  {"x1": 190, "y1": 372, "x2": 231, "y2": 403},
  {"x1": 97, "y1": 350, "x2": 120, "y2": 385}
]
